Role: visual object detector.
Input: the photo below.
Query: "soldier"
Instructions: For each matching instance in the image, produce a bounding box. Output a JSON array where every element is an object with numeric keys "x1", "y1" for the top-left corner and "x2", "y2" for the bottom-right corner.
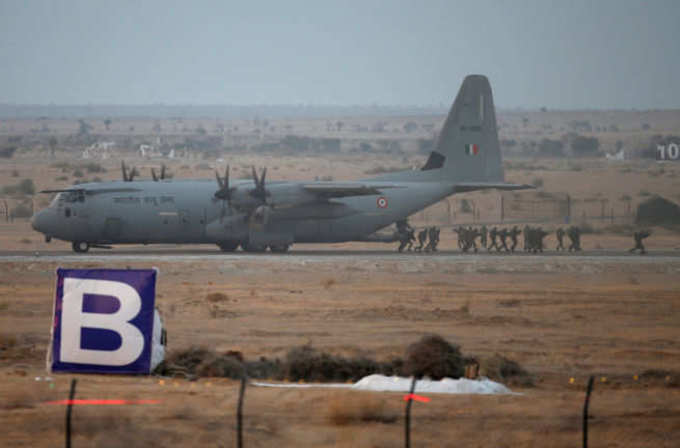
[
  {"x1": 468, "y1": 226, "x2": 480, "y2": 253},
  {"x1": 534, "y1": 227, "x2": 548, "y2": 253},
  {"x1": 555, "y1": 227, "x2": 565, "y2": 251},
  {"x1": 509, "y1": 226, "x2": 522, "y2": 252},
  {"x1": 479, "y1": 224, "x2": 488, "y2": 249},
  {"x1": 415, "y1": 228, "x2": 428, "y2": 252},
  {"x1": 629, "y1": 229, "x2": 651, "y2": 254},
  {"x1": 567, "y1": 226, "x2": 581, "y2": 252},
  {"x1": 523, "y1": 224, "x2": 531, "y2": 252},
  {"x1": 498, "y1": 227, "x2": 509, "y2": 252},
  {"x1": 432, "y1": 227, "x2": 441, "y2": 251},
  {"x1": 396, "y1": 220, "x2": 412, "y2": 253},
  {"x1": 406, "y1": 227, "x2": 416, "y2": 251},
  {"x1": 487, "y1": 226, "x2": 498, "y2": 251},
  {"x1": 425, "y1": 226, "x2": 439, "y2": 252},
  {"x1": 453, "y1": 226, "x2": 464, "y2": 250}
]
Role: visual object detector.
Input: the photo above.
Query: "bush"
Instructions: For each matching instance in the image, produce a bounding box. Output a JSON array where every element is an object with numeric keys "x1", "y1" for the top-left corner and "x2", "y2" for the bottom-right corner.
[
  {"x1": 636, "y1": 196, "x2": 680, "y2": 227},
  {"x1": 570, "y1": 135, "x2": 600, "y2": 156},
  {"x1": 0, "y1": 146, "x2": 17, "y2": 159},
  {"x1": 479, "y1": 354, "x2": 533, "y2": 386},
  {"x1": 11, "y1": 203, "x2": 33, "y2": 218},
  {"x1": 404, "y1": 334, "x2": 465, "y2": 380},
  {"x1": 327, "y1": 392, "x2": 397, "y2": 425},
  {"x1": 84, "y1": 162, "x2": 106, "y2": 173},
  {"x1": 72, "y1": 169, "x2": 84, "y2": 178},
  {"x1": 16, "y1": 179, "x2": 35, "y2": 195},
  {"x1": 537, "y1": 138, "x2": 564, "y2": 157}
]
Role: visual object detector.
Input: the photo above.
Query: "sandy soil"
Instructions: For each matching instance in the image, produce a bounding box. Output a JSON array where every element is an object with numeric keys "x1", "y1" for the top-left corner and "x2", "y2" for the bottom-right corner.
[
  {"x1": 1, "y1": 253, "x2": 679, "y2": 447},
  {"x1": 2, "y1": 125, "x2": 680, "y2": 446}
]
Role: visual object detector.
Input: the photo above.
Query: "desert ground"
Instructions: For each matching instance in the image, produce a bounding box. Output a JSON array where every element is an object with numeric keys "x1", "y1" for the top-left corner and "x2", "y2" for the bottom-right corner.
[{"x1": 1, "y1": 111, "x2": 680, "y2": 447}]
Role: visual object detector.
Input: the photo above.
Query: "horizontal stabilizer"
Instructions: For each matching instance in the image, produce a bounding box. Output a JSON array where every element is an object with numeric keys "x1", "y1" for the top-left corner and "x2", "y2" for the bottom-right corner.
[{"x1": 453, "y1": 182, "x2": 534, "y2": 193}]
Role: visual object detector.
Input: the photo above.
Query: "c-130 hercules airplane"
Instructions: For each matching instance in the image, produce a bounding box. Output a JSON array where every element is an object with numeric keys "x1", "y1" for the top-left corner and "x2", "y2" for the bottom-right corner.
[{"x1": 31, "y1": 75, "x2": 531, "y2": 253}]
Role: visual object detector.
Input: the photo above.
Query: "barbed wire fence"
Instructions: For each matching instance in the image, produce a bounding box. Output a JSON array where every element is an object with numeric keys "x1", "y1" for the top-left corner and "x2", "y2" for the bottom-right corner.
[
  {"x1": 412, "y1": 192, "x2": 635, "y2": 228},
  {"x1": 52, "y1": 375, "x2": 600, "y2": 448}
]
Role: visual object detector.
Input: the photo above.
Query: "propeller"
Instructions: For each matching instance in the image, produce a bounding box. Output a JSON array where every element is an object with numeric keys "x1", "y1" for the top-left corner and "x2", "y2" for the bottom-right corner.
[
  {"x1": 121, "y1": 161, "x2": 139, "y2": 182},
  {"x1": 214, "y1": 165, "x2": 236, "y2": 202},
  {"x1": 249, "y1": 166, "x2": 268, "y2": 203},
  {"x1": 151, "y1": 164, "x2": 168, "y2": 182},
  {"x1": 214, "y1": 165, "x2": 238, "y2": 222},
  {"x1": 247, "y1": 166, "x2": 272, "y2": 228}
]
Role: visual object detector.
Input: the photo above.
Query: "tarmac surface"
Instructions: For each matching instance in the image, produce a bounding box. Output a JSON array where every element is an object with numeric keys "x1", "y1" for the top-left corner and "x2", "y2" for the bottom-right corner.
[{"x1": 1, "y1": 247, "x2": 679, "y2": 265}]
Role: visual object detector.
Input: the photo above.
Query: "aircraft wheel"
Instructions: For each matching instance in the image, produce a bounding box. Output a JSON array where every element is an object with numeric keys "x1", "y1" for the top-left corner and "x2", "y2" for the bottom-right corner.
[
  {"x1": 217, "y1": 241, "x2": 239, "y2": 252},
  {"x1": 241, "y1": 242, "x2": 266, "y2": 252},
  {"x1": 72, "y1": 241, "x2": 90, "y2": 253},
  {"x1": 269, "y1": 244, "x2": 290, "y2": 253}
]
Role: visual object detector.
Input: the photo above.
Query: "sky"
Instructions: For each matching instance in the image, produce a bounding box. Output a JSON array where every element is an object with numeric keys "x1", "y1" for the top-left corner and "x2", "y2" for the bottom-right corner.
[{"x1": 0, "y1": 0, "x2": 678, "y2": 108}]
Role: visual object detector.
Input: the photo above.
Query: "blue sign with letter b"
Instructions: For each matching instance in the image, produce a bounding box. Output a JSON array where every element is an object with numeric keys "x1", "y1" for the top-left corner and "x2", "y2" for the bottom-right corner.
[{"x1": 49, "y1": 268, "x2": 157, "y2": 374}]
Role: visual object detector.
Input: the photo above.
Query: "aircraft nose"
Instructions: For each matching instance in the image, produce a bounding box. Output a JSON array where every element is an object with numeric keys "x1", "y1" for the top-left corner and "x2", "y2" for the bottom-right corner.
[{"x1": 31, "y1": 210, "x2": 47, "y2": 232}]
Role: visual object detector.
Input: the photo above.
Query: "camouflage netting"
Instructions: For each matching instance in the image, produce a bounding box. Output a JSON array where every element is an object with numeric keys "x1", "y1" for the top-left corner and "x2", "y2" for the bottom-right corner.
[{"x1": 635, "y1": 196, "x2": 680, "y2": 227}]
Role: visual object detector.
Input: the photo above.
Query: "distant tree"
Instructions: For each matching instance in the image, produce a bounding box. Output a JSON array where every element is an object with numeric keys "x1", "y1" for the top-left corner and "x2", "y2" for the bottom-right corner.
[
  {"x1": 336, "y1": 121, "x2": 344, "y2": 132},
  {"x1": 403, "y1": 121, "x2": 418, "y2": 133},
  {"x1": 641, "y1": 123, "x2": 651, "y2": 131},
  {"x1": 537, "y1": 138, "x2": 564, "y2": 157},
  {"x1": 104, "y1": 118, "x2": 112, "y2": 131},
  {"x1": 48, "y1": 136, "x2": 58, "y2": 158},
  {"x1": 570, "y1": 135, "x2": 600, "y2": 156},
  {"x1": 17, "y1": 178, "x2": 36, "y2": 195},
  {"x1": 0, "y1": 146, "x2": 17, "y2": 159},
  {"x1": 152, "y1": 122, "x2": 162, "y2": 133},
  {"x1": 77, "y1": 119, "x2": 92, "y2": 136}
]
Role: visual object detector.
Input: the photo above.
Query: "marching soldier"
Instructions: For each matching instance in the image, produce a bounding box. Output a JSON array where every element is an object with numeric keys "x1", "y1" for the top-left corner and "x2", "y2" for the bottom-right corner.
[
  {"x1": 498, "y1": 228, "x2": 509, "y2": 252},
  {"x1": 523, "y1": 224, "x2": 531, "y2": 252},
  {"x1": 567, "y1": 226, "x2": 581, "y2": 252},
  {"x1": 415, "y1": 228, "x2": 428, "y2": 252},
  {"x1": 555, "y1": 227, "x2": 565, "y2": 251},
  {"x1": 509, "y1": 226, "x2": 522, "y2": 252},
  {"x1": 479, "y1": 225, "x2": 488, "y2": 249},
  {"x1": 629, "y1": 229, "x2": 651, "y2": 254},
  {"x1": 488, "y1": 227, "x2": 499, "y2": 252}
]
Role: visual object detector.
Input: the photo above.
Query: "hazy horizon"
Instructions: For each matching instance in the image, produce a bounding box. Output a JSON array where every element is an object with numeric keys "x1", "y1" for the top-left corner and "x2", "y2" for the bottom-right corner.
[{"x1": 1, "y1": 0, "x2": 679, "y2": 109}]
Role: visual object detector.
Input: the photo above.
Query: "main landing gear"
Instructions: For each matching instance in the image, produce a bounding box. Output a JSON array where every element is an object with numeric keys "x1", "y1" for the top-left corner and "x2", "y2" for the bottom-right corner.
[{"x1": 72, "y1": 241, "x2": 90, "y2": 253}]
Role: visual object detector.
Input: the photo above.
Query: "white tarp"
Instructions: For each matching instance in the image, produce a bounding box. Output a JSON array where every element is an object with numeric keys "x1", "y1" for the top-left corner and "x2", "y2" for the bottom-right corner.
[{"x1": 253, "y1": 374, "x2": 513, "y2": 395}]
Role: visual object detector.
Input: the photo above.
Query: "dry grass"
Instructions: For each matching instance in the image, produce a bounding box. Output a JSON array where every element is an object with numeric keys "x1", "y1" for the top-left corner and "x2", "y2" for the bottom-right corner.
[
  {"x1": 205, "y1": 292, "x2": 230, "y2": 303},
  {"x1": 326, "y1": 391, "x2": 397, "y2": 425}
]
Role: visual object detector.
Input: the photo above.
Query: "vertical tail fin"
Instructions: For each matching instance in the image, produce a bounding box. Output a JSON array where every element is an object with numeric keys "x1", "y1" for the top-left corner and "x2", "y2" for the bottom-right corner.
[{"x1": 422, "y1": 75, "x2": 504, "y2": 183}]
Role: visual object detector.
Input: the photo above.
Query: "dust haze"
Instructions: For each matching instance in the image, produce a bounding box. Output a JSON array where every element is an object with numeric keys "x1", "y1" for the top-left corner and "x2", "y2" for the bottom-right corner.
[{"x1": 1, "y1": 1, "x2": 680, "y2": 447}]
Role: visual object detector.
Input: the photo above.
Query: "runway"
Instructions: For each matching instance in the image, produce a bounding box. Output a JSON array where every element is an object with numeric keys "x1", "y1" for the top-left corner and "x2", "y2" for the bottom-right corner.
[{"x1": 1, "y1": 248, "x2": 679, "y2": 276}]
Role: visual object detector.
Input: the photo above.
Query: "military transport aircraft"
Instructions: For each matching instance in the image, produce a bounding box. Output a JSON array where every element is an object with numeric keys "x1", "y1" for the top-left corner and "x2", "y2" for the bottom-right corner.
[{"x1": 31, "y1": 75, "x2": 531, "y2": 253}]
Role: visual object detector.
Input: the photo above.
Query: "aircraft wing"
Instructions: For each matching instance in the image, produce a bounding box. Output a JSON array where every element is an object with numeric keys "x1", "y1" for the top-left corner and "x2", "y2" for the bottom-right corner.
[
  {"x1": 302, "y1": 183, "x2": 403, "y2": 199},
  {"x1": 453, "y1": 182, "x2": 534, "y2": 193},
  {"x1": 40, "y1": 188, "x2": 142, "y2": 195}
]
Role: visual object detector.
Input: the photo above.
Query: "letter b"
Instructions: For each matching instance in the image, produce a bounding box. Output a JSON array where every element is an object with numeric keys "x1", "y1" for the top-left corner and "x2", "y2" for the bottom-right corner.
[{"x1": 60, "y1": 278, "x2": 145, "y2": 366}]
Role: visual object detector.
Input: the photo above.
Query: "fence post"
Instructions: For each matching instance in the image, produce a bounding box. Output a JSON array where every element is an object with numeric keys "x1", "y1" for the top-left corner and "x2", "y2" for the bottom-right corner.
[
  {"x1": 404, "y1": 376, "x2": 417, "y2": 448},
  {"x1": 66, "y1": 378, "x2": 77, "y2": 448},
  {"x1": 583, "y1": 376, "x2": 594, "y2": 448},
  {"x1": 236, "y1": 367, "x2": 247, "y2": 448},
  {"x1": 566, "y1": 194, "x2": 571, "y2": 224}
]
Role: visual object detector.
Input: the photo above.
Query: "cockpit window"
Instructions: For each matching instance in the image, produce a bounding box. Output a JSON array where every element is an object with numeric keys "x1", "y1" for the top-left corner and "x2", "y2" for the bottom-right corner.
[{"x1": 50, "y1": 191, "x2": 84, "y2": 207}]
